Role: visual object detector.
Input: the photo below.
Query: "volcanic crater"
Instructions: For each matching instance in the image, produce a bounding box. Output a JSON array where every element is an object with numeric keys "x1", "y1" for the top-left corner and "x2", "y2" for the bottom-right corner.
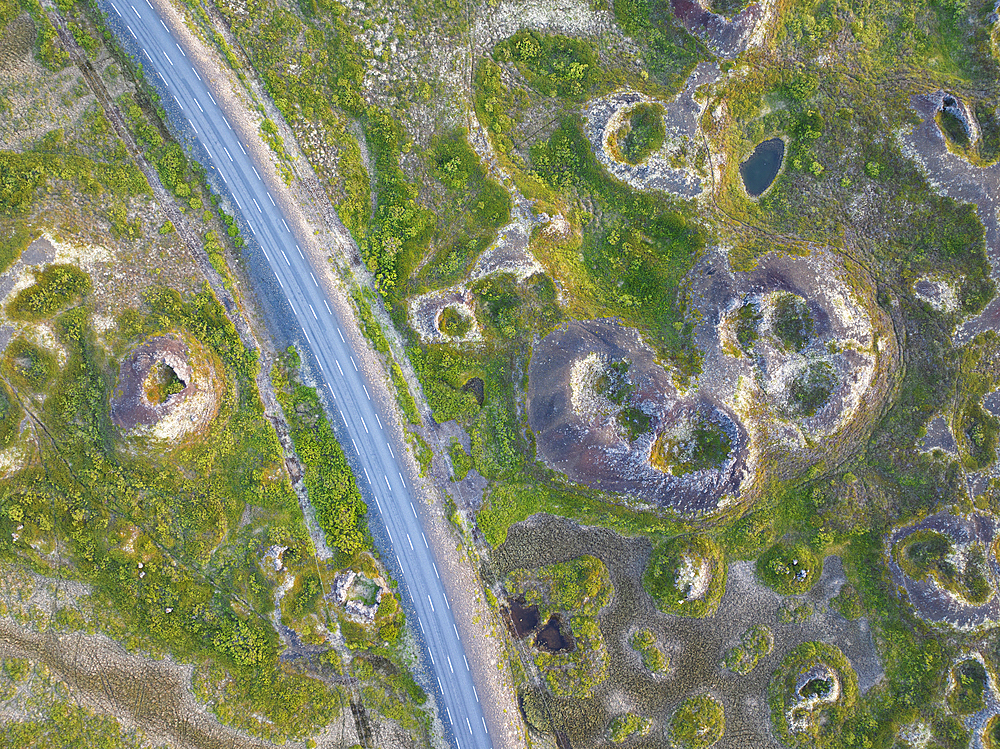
[
  {"x1": 110, "y1": 335, "x2": 221, "y2": 444},
  {"x1": 527, "y1": 318, "x2": 750, "y2": 513}
]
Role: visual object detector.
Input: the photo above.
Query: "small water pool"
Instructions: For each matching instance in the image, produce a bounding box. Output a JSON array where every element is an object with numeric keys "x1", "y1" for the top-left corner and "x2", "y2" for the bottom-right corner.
[{"x1": 740, "y1": 137, "x2": 785, "y2": 197}]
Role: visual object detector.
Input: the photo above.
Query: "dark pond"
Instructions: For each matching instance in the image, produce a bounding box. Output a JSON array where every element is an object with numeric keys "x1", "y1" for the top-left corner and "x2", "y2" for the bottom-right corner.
[
  {"x1": 505, "y1": 597, "x2": 540, "y2": 638},
  {"x1": 740, "y1": 137, "x2": 784, "y2": 197},
  {"x1": 534, "y1": 615, "x2": 574, "y2": 653}
]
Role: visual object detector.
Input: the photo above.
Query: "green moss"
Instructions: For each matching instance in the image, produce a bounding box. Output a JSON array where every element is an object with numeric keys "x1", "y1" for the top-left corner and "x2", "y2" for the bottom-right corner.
[
  {"x1": 735, "y1": 302, "x2": 761, "y2": 350},
  {"x1": 789, "y1": 361, "x2": 835, "y2": 417},
  {"x1": 493, "y1": 31, "x2": 599, "y2": 100},
  {"x1": 448, "y1": 438, "x2": 472, "y2": 481},
  {"x1": 609, "y1": 712, "x2": 651, "y2": 743},
  {"x1": 948, "y1": 659, "x2": 987, "y2": 715},
  {"x1": 771, "y1": 293, "x2": 813, "y2": 352},
  {"x1": 0, "y1": 379, "x2": 23, "y2": 450},
  {"x1": 439, "y1": 306, "x2": 472, "y2": 337},
  {"x1": 644, "y1": 536, "x2": 725, "y2": 618},
  {"x1": 895, "y1": 529, "x2": 991, "y2": 605},
  {"x1": 143, "y1": 360, "x2": 185, "y2": 405},
  {"x1": 669, "y1": 694, "x2": 725, "y2": 749},
  {"x1": 630, "y1": 628, "x2": 669, "y2": 673},
  {"x1": 830, "y1": 584, "x2": 863, "y2": 620},
  {"x1": 722, "y1": 625, "x2": 773, "y2": 675},
  {"x1": 7, "y1": 264, "x2": 91, "y2": 321},
  {"x1": 2, "y1": 336, "x2": 56, "y2": 391},
  {"x1": 756, "y1": 543, "x2": 820, "y2": 595},
  {"x1": 650, "y1": 419, "x2": 731, "y2": 476},
  {"x1": 769, "y1": 642, "x2": 859, "y2": 747},
  {"x1": 615, "y1": 103, "x2": 665, "y2": 165},
  {"x1": 509, "y1": 555, "x2": 613, "y2": 618}
]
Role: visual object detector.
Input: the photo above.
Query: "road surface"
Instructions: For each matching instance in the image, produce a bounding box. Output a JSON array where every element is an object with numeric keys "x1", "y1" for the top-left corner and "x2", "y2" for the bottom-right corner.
[{"x1": 96, "y1": 3, "x2": 493, "y2": 747}]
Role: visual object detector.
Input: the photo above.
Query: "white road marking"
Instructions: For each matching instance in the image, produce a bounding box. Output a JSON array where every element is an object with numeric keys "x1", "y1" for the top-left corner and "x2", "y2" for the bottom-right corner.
[
  {"x1": 453, "y1": 623, "x2": 459, "y2": 638},
  {"x1": 203, "y1": 143, "x2": 213, "y2": 159},
  {"x1": 280, "y1": 249, "x2": 289, "y2": 265},
  {"x1": 252, "y1": 198, "x2": 261, "y2": 213},
  {"x1": 238, "y1": 142, "x2": 246, "y2": 154},
  {"x1": 387, "y1": 442, "x2": 394, "y2": 458},
  {"x1": 232, "y1": 195, "x2": 242, "y2": 210},
  {"x1": 360, "y1": 417, "x2": 368, "y2": 434},
  {"x1": 395, "y1": 553, "x2": 401, "y2": 568},
  {"x1": 362, "y1": 384, "x2": 370, "y2": 400},
  {"x1": 195, "y1": 99, "x2": 204, "y2": 112},
  {"x1": 193, "y1": 69, "x2": 201, "y2": 81},
  {"x1": 407, "y1": 534, "x2": 413, "y2": 550},
  {"x1": 144, "y1": 0, "x2": 152, "y2": 9},
  {"x1": 159, "y1": 18, "x2": 167, "y2": 31},
  {"x1": 324, "y1": 300, "x2": 331, "y2": 314},
  {"x1": 219, "y1": 172, "x2": 227, "y2": 185},
  {"x1": 410, "y1": 502, "x2": 417, "y2": 519},
  {"x1": 399, "y1": 472, "x2": 405, "y2": 487},
  {"x1": 129, "y1": 4, "x2": 139, "y2": 18},
  {"x1": 467, "y1": 717, "x2": 472, "y2": 735},
  {"x1": 373, "y1": 494, "x2": 381, "y2": 512},
  {"x1": 336, "y1": 361, "x2": 343, "y2": 376},
  {"x1": 157, "y1": 71, "x2": 167, "y2": 85},
  {"x1": 288, "y1": 300, "x2": 296, "y2": 315},
  {"x1": 267, "y1": 192, "x2": 275, "y2": 206},
  {"x1": 384, "y1": 475, "x2": 391, "y2": 491},
  {"x1": 433, "y1": 562, "x2": 440, "y2": 579},
  {"x1": 317, "y1": 360, "x2": 324, "y2": 372},
  {"x1": 224, "y1": 118, "x2": 232, "y2": 130},
  {"x1": 350, "y1": 437, "x2": 357, "y2": 452},
  {"x1": 309, "y1": 304, "x2": 317, "y2": 319},
  {"x1": 375, "y1": 413, "x2": 383, "y2": 429},
  {"x1": 418, "y1": 618, "x2": 424, "y2": 634},
  {"x1": 162, "y1": 50, "x2": 173, "y2": 66},
  {"x1": 172, "y1": 94, "x2": 181, "y2": 108},
  {"x1": 482, "y1": 717, "x2": 488, "y2": 734},
  {"x1": 297, "y1": 245, "x2": 304, "y2": 259},
  {"x1": 444, "y1": 596, "x2": 450, "y2": 611},
  {"x1": 251, "y1": 165, "x2": 261, "y2": 180},
  {"x1": 276, "y1": 276, "x2": 284, "y2": 289},
  {"x1": 427, "y1": 595, "x2": 435, "y2": 613},
  {"x1": 176, "y1": 43, "x2": 186, "y2": 57},
  {"x1": 112, "y1": 4, "x2": 121, "y2": 16},
  {"x1": 207, "y1": 91, "x2": 217, "y2": 105},
  {"x1": 281, "y1": 218, "x2": 289, "y2": 232},
  {"x1": 447, "y1": 656, "x2": 453, "y2": 674},
  {"x1": 363, "y1": 467, "x2": 371, "y2": 484},
  {"x1": 473, "y1": 685, "x2": 480, "y2": 703},
  {"x1": 421, "y1": 532, "x2": 428, "y2": 548},
  {"x1": 463, "y1": 655, "x2": 469, "y2": 671},
  {"x1": 350, "y1": 356, "x2": 358, "y2": 371},
  {"x1": 338, "y1": 329, "x2": 345, "y2": 343},
  {"x1": 189, "y1": 120, "x2": 197, "y2": 133},
  {"x1": 386, "y1": 527, "x2": 392, "y2": 543},
  {"x1": 126, "y1": 24, "x2": 135, "y2": 38},
  {"x1": 223, "y1": 146, "x2": 233, "y2": 161}
]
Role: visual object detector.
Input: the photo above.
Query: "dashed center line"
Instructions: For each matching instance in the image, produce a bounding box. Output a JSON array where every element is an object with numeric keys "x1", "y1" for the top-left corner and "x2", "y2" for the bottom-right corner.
[
  {"x1": 251, "y1": 198, "x2": 261, "y2": 213},
  {"x1": 447, "y1": 656, "x2": 454, "y2": 674},
  {"x1": 207, "y1": 91, "x2": 217, "y2": 105},
  {"x1": 111, "y1": 4, "x2": 121, "y2": 17},
  {"x1": 193, "y1": 69, "x2": 201, "y2": 81},
  {"x1": 126, "y1": 24, "x2": 135, "y2": 38},
  {"x1": 336, "y1": 361, "x2": 344, "y2": 376},
  {"x1": 223, "y1": 146, "x2": 233, "y2": 161},
  {"x1": 252, "y1": 165, "x2": 261, "y2": 180},
  {"x1": 410, "y1": 502, "x2": 417, "y2": 519},
  {"x1": 195, "y1": 99, "x2": 203, "y2": 112},
  {"x1": 309, "y1": 304, "x2": 317, "y2": 320},
  {"x1": 406, "y1": 534, "x2": 413, "y2": 550},
  {"x1": 463, "y1": 655, "x2": 469, "y2": 671},
  {"x1": 158, "y1": 18, "x2": 167, "y2": 31},
  {"x1": 432, "y1": 562, "x2": 440, "y2": 579},
  {"x1": 384, "y1": 475, "x2": 391, "y2": 491},
  {"x1": 482, "y1": 716, "x2": 489, "y2": 733},
  {"x1": 466, "y1": 717, "x2": 473, "y2": 735},
  {"x1": 281, "y1": 218, "x2": 290, "y2": 232},
  {"x1": 387, "y1": 442, "x2": 394, "y2": 458},
  {"x1": 362, "y1": 384, "x2": 370, "y2": 400},
  {"x1": 338, "y1": 329, "x2": 345, "y2": 343},
  {"x1": 323, "y1": 300, "x2": 331, "y2": 314},
  {"x1": 310, "y1": 272, "x2": 318, "y2": 286},
  {"x1": 472, "y1": 685, "x2": 480, "y2": 703},
  {"x1": 280, "y1": 249, "x2": 289, "y2": 265},
  {"x1": 175, "y1": 43, "x2": 186, "y2": 57},
  {"x1": 129, "y1": 4, "x2": 139, "y2": 18},
  {"x1": 267, "y1": 192, "x2": 275, "y2": 206},
  {"x1": 238, "y1": 142, "x2": 246, "y2": 155},
  {"x1": 360, "y1": 417, "x2": 369, "y2": 434},
  {"x1": 350, "y1": 356, "x2": 358, "y2": 371},
  {"x1": 162, "y1": 50, "x2": 173, "y2": 66},
  {"x1": 421, "y1": 532, "x2": 428, "y2": 548},
  {"x1": 427, "y1": 595, "x2": 435, "y2": 613}
]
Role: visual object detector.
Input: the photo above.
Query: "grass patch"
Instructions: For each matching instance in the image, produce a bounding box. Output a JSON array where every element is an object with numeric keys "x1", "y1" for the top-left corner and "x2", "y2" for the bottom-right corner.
[
  {"x1": 2, "y1": 336, "x2": 56, "y2": 391},
  {"x1": 493, "y1": 31, "x2": 599, "y2": 100},
  {"x1": 630, "y1": 628, "x2": 669, "y2": 673},
  {"x1": 668, "y1": 694, "x2": 725, "y2": 749},
  {"x1": 771, "y1": 293, "x2": 813, "y2": 352},
  {"x1": 756, "y1": 542, "x2": 820, "y2": 595},
  {"x1": 608, "y1": 712, "x2": 651, "y2": 743},
  {"x1": 614, "y1": 102, "x2": 665, "y2": 165},
  {"x1": 438, "y1": 306, "x2": 471, "y2": 337},
  {"x1": 948, "y1": 659, "x2": 987, "y2": 715},
  {"x1": 650, "y1": 418, "x2": 731, "y2": 476},
  {"x1": 7, "y1": 264, "x2": 90, "y2": 321},
  {"x1": 895, "y1": 529, "x2": 991, "y2": 605},
  {"x1": 644, "y1": 535, "x2": 725, "y2": 618},
  {"x1": 722, "y1": 624, "x2": 773, "y2": 675},
  {"x1": 789, "y1": 361, "x2": 835, "y2": 417},
  {"x1": 448, "y1": 438, "x2": 472, "y2": 481}
]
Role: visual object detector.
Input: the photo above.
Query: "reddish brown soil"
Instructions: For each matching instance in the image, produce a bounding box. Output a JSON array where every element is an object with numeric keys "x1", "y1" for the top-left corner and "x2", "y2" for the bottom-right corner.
[{"x1": 110, "y1": 336, "x2": 195, "y2": 431}]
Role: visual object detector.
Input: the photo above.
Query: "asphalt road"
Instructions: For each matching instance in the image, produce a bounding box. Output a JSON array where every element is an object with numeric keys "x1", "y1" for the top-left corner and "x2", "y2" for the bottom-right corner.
[{"x1": 96, "y1": 3, "x2": 493, "y2": 747}]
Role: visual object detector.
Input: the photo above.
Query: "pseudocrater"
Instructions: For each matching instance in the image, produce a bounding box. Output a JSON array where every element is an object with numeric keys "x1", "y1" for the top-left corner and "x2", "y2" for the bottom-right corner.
[
  {"x1": 527, "y1": 319, "x2": 749, "y2": 514},
  {"x1": 110, "y1": 334, "x2": 222, "y2": 445},
  {"x1": 739, "y1": 136, "x2": 784, "y2": 197}
]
